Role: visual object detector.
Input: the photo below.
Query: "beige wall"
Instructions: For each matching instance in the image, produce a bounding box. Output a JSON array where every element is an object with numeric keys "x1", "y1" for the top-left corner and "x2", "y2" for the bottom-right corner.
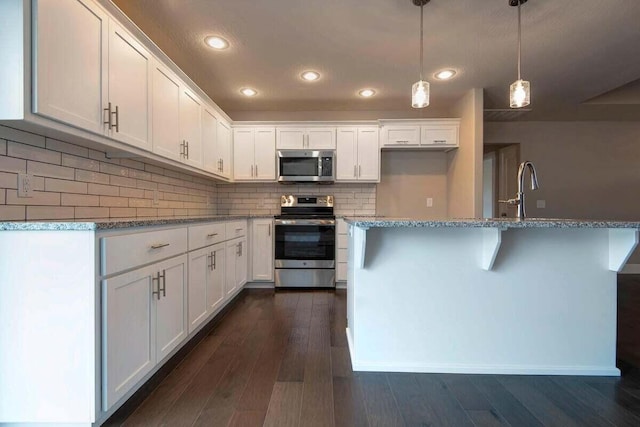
[
  {"x1": 376, "y1": 151, "x2": 448, "y2": 218},
  {"x1": 217, "y1": 183, "x2": 376, "y2": 216},
  {"x1": 484, "y1": 121, "x2": 640, "y2": 221},
  {"x1": 0, "y1": 126, "x2": 217, "y2": 221},
  {"x1": 447, "y1": 88, "x2": 484, "y2": 218}
]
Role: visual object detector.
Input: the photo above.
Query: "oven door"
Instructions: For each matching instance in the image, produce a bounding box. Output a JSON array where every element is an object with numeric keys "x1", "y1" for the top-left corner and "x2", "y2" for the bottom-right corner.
[{"x1": 275, "y1": 220, "x2": 335, "y2": 268}]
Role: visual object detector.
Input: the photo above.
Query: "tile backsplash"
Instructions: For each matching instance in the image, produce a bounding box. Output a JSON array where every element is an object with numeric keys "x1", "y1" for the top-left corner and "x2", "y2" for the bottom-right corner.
[
  {"x1": 0, "y1": 126, "x2": 377, "y2": 222},
  {"x1": 0, "y1": 126, "x2": 217, "y2": 221},
  {"x1": 216, "y1": 182, "x2": 376, "y2": 216}
]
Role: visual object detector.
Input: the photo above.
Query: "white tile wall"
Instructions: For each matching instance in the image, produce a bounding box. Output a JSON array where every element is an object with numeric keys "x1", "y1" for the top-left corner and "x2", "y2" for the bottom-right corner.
[
  {"x1": 216, "y1": 183, "x2": 376, "y2": 216},
  {"x1": 0, "y1": 126, "x2": 217, "y2": 221}
]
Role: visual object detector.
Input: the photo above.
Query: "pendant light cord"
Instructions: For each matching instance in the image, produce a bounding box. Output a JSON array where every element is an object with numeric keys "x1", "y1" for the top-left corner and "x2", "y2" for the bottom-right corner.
[
  {"x1": 419, "y1": 3, "x2": 424, "y2": 81},
  {"x1": 517, "y1": 0, "x2": 522, "y2": 80}
]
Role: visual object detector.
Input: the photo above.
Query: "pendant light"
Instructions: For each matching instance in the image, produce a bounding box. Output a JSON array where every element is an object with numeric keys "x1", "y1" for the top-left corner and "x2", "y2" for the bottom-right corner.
[
  {"x1": 510, "y1": 0, "x2": 530, "y2": 108},
  {"x1": 411, "y1": 0, "x2": 430, "y2": 109}
]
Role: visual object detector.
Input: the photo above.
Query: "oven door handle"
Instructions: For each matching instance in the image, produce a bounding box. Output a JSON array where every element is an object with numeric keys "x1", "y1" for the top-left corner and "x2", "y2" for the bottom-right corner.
[{"x1": 274, "y1": 219, "x2": 336, "y2": 226}]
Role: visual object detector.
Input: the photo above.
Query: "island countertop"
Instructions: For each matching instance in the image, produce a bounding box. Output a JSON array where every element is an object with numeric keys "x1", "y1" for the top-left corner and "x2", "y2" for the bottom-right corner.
[
  {"x1": 344, "y1": 217, "x2": 640, "y2": 229},
  {"x1": 0, "y1": 215, "x2": 275, "y2": 231}
]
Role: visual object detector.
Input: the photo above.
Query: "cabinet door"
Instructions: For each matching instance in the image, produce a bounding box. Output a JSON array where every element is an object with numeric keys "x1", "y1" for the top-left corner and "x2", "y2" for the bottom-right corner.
[
  {"x1": 233, "y1": 129, "x2": 255, "y2": 180},
  {"x1": 102, "y1": 264, "x2": 155, "y2": 410},
  {"x1": 108, "y1": 20, "x2": 152, "y2": 150},
  {"x1": 202, "y1": 107, "x2": 219, "y2": 173},
  {"x1": 336, "y1": 128, "x2": 357, "y2": 181},
  {"x1": 155, "y1": 255, "x2": 187, "y2": 362},
  {"x1": 252, "y1": 220, "x2": 274, "y2": 281},
  {"x1": 254, "y1": 128, "x2": 276, "y2": 180},
  {"x1": 236, "y1": 238, "x2": 248, "y2": 288},
  {"x1": 225, "y1": 240, "x2": 238, "y2": 298},
  {"x1": 276, "y1": 128, "x2": 305, "y2": 149},
  {"x1": 217, "y1": 120, "x2": 232, "y2": 179},
  {"x1": 356, "y1": 128, "x2": 380, "y2": 182},
  {"x1": 152, "y1": 63, "x2": 181, "y2": 161},
  {"x1": 179, "y1": 89, "x2": 203, "y2": 168},
  {"x1": 188, "y1": 247, "x2": 209, "y2": 333},
  {"x1": 208, "y1": 243, "x2": 226, "y2": 312},
  {"x1": 382, "y1": 126, "x2": 420, "y2": 147},
  {"x1": 34, "y1": 0, "x2": 108, "y2": 134},
  {"x1": 421, "y1": 125, "x2": 458, "y2": 147},
  {"x1": 307, "y1": 128, "x2": 336, "y2": 149}
]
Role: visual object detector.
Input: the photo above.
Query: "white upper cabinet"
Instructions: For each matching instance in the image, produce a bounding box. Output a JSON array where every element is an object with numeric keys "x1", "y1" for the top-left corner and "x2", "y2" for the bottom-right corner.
[
  {"x1": 33, "y1": 0, "x2": 108, "y2": 134},
  {"x1": 179, "y1": 88, "x2": 203, "y2": 169},
  {"x1": 201, "y1": 107, "x2": 219, "y2": 174},
  {"x1": 381, "y1": 120, "x2": 459, "y2": 149},
  {"x1": 336, "y1": 127, "x2": 380, "y2": 182},
  {"x1": 151, "y1": 62, "x2": 181, "y2": 161},
  {"x1": 217, "y1": 120, "x2": 232, "y2": 179},
  {"x1": 276, "y1": 127, "x2": 336, "y2": 150},
  {"x1": 106, "y1": 20, "x2": 152, "y2": 150},
  {"x1": 233, "y1": 127, "x2": 276, "y2": 181}
]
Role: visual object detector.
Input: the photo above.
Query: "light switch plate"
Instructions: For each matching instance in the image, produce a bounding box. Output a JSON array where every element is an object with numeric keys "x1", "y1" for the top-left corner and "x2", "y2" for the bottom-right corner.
[{"x1": 427, "y1": 198, "x2": 433, "y2": 207}]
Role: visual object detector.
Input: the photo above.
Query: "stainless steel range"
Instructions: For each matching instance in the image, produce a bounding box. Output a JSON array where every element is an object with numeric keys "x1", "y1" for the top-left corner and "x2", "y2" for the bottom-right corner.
[{"x1": 274, "y1": 195, "x2": 336, "y2": 288}]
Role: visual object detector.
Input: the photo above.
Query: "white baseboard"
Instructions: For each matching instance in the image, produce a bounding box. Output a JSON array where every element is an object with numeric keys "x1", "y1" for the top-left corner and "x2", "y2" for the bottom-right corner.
[
  {"x1": 345, "y1": 327, "x2": 355, "y2": 371},
  {"x1": 336, "y1": 281, "x2": 346, "y2": 289},
  {"x1": 349, "y1": 360, "x2": 620, "y2": 377},
  {"x1": 620, "y1": 263, "x2": 640, "y2": 274}
]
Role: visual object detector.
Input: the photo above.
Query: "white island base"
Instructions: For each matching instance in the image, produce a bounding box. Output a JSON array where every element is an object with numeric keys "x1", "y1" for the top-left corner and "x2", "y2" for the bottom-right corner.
[{"x1": 345, "y1": 219, "x2": 640, "y2": 377}]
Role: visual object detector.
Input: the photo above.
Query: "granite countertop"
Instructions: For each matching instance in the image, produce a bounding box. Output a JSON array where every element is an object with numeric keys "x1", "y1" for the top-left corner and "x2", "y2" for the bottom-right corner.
[
  {"x1": 0, "y1": 215, "x2": 275, "y2": 231},
  {"x1": 344, "y1": 217, "x2": 640, "y2": 229}
]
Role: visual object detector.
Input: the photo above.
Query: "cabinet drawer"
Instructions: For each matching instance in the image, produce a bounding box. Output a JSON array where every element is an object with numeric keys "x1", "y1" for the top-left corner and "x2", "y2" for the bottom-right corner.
[
  {"x1": 383, "y1": 126, "x2": 420, "y2": 147},
  {"x1": 188, "y1": 222, "x2": 226, "y2": 250},
  {"x1": 101, "y1": 227, "x2": 187, "y2": 276},
  {"x1": 337, "y1": 218, "x2": 348, "y2": 235},
  {"x1": 337, "y1": 234, "x2": 348, "y2": 249},
  {"x1": 421, "y1": 126, "x2": 458, "y2": 146},
  {"x1": 226, "y1": 220, "x2": 247, "y2": 238}
]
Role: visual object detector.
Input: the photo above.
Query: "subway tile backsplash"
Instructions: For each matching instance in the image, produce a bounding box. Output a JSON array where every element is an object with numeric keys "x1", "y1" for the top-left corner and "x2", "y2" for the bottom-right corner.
[
  {"x1": 0, "y1": 126, "x2": 217, "y2": 221},
  {"x1": 0, "y1": 126, "x2": 377, "y2": 221}
]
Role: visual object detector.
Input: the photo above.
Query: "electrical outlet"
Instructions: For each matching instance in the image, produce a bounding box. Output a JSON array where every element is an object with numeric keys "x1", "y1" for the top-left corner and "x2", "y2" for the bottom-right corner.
[
  {"x1": 536, "y1": 199, "x2": 546, "y2": 209},
  {"x1": 426, "y1": 197, "x2": 433, "y2": 207},
  {"x1": 152, "y1": 189, "x2": 159, "y2": 205},
  {"x1": 17, "y1": 173, "x2": 33, "y2": 198}
]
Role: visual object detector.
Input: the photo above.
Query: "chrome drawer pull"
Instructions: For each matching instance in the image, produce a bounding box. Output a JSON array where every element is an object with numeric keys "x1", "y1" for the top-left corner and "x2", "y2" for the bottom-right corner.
[
  {"x1": 206, "y1": 233, "x2": 218, "y2": 238},
  {"x1": 150, "y1": 243, "x2": 170, "y2": 249}
]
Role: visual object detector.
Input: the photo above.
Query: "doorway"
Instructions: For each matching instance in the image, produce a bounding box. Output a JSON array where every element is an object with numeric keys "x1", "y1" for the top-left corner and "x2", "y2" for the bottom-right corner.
[{"x1": 484, "y1": 144, "x2": 520, "y2": 218}]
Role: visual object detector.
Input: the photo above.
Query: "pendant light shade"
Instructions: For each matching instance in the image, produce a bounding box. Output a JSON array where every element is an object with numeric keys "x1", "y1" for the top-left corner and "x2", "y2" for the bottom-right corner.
[
  {"x1": 412, "y1": 80, "x2": 430, "y2": 108},
  {"x1": 510, "y1": 0, "x2": 530, "y2": 108},
  {"x1": 411, "y1": 0, "x2": 430, "y2": 109}
]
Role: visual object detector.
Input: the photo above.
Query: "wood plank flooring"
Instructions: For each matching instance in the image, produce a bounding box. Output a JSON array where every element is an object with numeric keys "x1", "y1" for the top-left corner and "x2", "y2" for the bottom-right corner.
[{"x1": 113, "y1": 289, "x2": 640, "y2": 427}]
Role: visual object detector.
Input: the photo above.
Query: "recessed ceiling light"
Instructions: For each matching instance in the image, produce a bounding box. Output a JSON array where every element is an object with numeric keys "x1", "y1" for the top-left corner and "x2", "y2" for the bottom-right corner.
[
  {"x1": 240, "y1": 88, "x2": 257, "y2": 97},
  {"x1": 434, "y1": 69, "x2": 457, "y2": 80},
  {"x1": 204, "y1": 36, "x2": 229, "y2": 50},
  {"x1": 301, "y1": 71, "x2": 320, "y2": 81},
  {"x1": 358, "y1": 89, "x2": 376, "y2": 98}
]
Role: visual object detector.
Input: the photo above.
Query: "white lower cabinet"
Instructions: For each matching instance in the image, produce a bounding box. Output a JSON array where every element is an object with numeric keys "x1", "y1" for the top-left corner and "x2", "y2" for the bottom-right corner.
[
  {"x1": 251, "y1": 219, "x2": 274, "y2": 281},
  {"x1": 336, "y1": 219, "x2": 348, "y2": 282},
  {"x1": 102, "y1": 254, "x2": 187, "y2": 411},
  {"x1": 188, "y1": 242, "x2": 225, "y2": 333},
  {"x1": 226, "y1": 237, "x2": 248, "y2": 297}
]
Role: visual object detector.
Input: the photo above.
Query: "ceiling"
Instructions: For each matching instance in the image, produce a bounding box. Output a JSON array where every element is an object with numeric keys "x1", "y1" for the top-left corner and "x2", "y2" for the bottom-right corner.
[{"x1": 111, "y1": 0, "x2": 640, "y2": 121}]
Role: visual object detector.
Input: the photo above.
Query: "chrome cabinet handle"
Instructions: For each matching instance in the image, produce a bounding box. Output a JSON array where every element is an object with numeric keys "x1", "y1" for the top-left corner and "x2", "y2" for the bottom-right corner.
[
  {"x1": 103, "y1": 102, "x2": 112, "y2": 128},
  {"x1": 251, "y1": 164, "x2": 254, "y2": 177},
  {"x1": 206, "y1": 233, "x2": 218, "y2": 238},
  {"x1": 207, "y1": 253, "x2": 213, "y2": 271},
  {"x1": 354, "y1": 165, "x2": 356, "y2": 177},
  {"x1": 221, "y1": 159, "x2": 224, "y2": 172},
  {"x1": 113, "y1": 105, "x2": 119, "y2": 133},
  {"x1": 180, "y1": 141, "x2": 185, "y2": 157},
  {"x1": 152, "y1": 273, "x2": 160, "y2": 300},
  {"x1": 433, "y1": 139, "x2": 447, "y2": 144},
  {"x1": 212, "y1": 251, "x2": 216, "y2": 269},
  {"x1": 186, "y1": 141, "x2": 189, "y2": 158},
  {"x1": 268, "y1": 224, "x2": 271, "y2": 236},
  {"x1": 159, "y1": 269, "x2": 166, "y2": 297},
  {"x1": 150, "y1": 243, "x2": 170, "y2": 249},
  {"x1": 255, "y1": 164, "x2": 258, "y2": 177},
  {"x1": 396, "y1": 140, "x2": 409, "y2": 143},
  {"x1": 359, "y1": 165, "x2": 361, "y2": 177}
]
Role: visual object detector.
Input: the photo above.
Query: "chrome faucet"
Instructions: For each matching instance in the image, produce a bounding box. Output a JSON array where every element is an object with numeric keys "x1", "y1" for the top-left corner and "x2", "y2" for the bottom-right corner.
[{"x1": 500, "y1": 161, "x2": 539, "y2": 219}]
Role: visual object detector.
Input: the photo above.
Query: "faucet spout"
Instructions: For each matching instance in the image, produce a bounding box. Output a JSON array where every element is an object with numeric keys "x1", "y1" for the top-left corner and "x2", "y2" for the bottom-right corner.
[{"x1": 516, "y1": 161, "x2": 539, "y2": 219}]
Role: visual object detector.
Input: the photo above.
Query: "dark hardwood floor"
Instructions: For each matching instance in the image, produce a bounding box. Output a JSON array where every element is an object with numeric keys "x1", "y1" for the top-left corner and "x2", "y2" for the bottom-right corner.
[{"x1": 113, "y1": 289, "x2": 640, "y2": 427}]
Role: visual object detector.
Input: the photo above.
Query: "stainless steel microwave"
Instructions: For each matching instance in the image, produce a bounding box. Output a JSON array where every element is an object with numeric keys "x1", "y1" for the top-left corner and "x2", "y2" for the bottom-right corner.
[{"x1": 277, "y1": 150, "x2": 335, "y2": 183}]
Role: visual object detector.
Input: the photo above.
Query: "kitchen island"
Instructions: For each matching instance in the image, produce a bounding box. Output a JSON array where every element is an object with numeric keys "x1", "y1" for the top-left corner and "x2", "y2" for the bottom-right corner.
[{"x1": 344, "y1": 217, "x2": 640, "y2": 376}]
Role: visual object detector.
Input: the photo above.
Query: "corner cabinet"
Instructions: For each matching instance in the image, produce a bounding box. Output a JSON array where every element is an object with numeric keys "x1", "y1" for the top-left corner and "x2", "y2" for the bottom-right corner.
[
  {"x1": 336, "y1": 127, "x2": 380, "y2": 182},
  {"x1": 233, "y1": 127, "x2": 276, "y2": 181},
  {"x1": 380, "y1": 119, "x2": 459, "y2": 149}
]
